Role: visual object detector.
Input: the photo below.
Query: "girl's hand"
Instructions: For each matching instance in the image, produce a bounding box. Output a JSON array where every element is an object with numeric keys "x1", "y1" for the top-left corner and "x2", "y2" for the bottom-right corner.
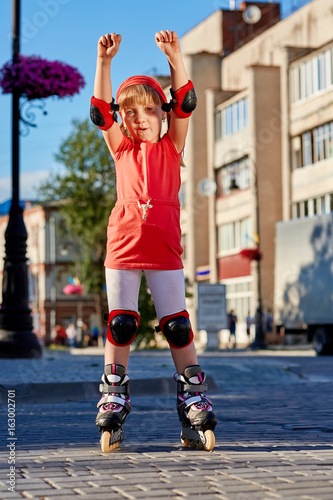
[
  {"x1": 97, "y1": 33, "x2": 122, "y2": 60},
  {"x1": 155, "y1": 30, "x2": 181, "y2": 59}
]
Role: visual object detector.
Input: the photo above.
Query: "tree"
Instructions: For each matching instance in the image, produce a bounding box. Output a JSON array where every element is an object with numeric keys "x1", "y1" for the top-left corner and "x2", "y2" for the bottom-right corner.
[
  {"x1": 38, "y1": 118, "x2": 157, "y2": 347},
  {"x1": 136, "y1": 274, "x2": 158, "y2": 348}
]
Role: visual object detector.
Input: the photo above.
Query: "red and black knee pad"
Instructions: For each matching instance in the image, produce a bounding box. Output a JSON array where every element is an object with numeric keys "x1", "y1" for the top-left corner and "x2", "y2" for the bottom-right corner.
[
  {"x1": 170, "y1": 80, "x2": 197, "y2": 118},
  {"x1": 90, "y1": 96, "x2": 119, "y2": 131},
  {"x1": 106, "y1": 309, "x2": 140, "y2": 347},
  {"x1": 158, "y1": 311, "x2": 193, "y2": 349}
]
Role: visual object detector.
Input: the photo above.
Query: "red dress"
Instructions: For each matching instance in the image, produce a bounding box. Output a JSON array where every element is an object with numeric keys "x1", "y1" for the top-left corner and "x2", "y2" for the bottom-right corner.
[{"x1": 104, "y1": 132, "x2": 183, "y2": 270}]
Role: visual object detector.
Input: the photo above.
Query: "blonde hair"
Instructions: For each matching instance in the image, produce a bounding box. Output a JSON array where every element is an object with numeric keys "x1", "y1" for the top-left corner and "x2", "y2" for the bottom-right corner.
[{"x1": 118, "y1": 84, "x2": 162, "y2": 110}]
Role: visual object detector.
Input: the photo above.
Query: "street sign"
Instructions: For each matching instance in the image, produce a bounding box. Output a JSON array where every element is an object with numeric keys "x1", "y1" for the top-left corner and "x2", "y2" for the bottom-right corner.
[{"x1": 196, "y1": 283, "x2": 228, "y2": 332}]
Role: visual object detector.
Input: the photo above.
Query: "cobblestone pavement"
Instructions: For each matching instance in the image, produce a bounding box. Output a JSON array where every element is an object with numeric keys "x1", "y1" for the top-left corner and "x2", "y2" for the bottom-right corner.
[{"x1": 1, "y1": 349, "x2": 333, "y2": 499}]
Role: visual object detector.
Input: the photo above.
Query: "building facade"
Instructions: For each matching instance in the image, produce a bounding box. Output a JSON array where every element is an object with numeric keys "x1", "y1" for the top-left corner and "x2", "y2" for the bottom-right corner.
[
  {"x1": 179, "y1": 0, "x2": 333, "y2": 342},
  {"x1": 174, "y1": 1, "x2": 280, "y2": 342},
  {"x1": 0, "y1": 203, "x2": 101, "y2": 344}
]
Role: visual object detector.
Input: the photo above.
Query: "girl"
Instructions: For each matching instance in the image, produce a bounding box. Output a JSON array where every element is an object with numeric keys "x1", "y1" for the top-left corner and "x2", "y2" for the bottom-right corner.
[{"x1": 91, "y1": 30, "x2": 216, "y2": 451}]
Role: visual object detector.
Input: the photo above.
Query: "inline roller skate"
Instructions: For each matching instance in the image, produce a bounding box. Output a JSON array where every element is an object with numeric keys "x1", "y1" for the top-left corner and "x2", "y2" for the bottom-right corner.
[
  {"x1": 96, "y1": 364, "x2": 131, "y2": 452},
  {"x1": 176, "y1": 365, "x2": 217, "y2": 451}
]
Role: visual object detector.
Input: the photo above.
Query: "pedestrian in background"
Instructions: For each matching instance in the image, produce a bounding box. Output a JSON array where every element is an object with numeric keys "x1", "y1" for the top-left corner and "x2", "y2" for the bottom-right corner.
[
  {"x1": 66, "y1": 323, "x2": 77, "y2": 347},
  {"x1": 53, "y1": 324, "x2": 67, "y2": 346},
  {"x1": 228, "y1": 310, "x2": 237, "y2": 348},
  {"x1": 246, "y1": 311, "x2": 253, "y2": 342},
  {"x1": 264, "y1": 307, "x2": 273, "y2": 334}
]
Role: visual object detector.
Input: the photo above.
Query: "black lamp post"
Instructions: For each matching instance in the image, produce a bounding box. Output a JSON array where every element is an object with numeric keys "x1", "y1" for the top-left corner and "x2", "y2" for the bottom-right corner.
[
  {"x1": 229, "y1": 159, "x2": 266, "y2": 349},
  {"x1": 0, "y1": 0, "x2": 42, "y2": 358},
  {"x1": 250, "y1": 172, "x2": 266, "y2": 350}
]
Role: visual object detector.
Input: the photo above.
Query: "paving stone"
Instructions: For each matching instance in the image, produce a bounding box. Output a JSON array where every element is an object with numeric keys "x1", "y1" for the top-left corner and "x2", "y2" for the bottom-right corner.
[
  {"x1": 2, "y1": 352, "x2": 333, "y2": 499},
  {"x1": 112, "y1": 488, "x2": 181, "y2": 499},
  {"x1": 19, "y1": 488, "x2": 76, "y2": 497},
  {"x1": 15, "y1": 482, "x2": 55, "y2": 491},
  {"x1": 278, "y1": 487, "x2": 333, "y2": 496},
  {"x1": 273, "y1": 481, "x2": 333, "y2": 491},
  {"x1": 0, "y1": 492, "x2": 24, "y2": 500}
]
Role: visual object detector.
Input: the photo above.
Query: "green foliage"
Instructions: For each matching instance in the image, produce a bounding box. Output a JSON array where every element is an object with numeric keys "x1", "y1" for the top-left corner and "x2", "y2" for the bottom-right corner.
[{"x1": 135, "y1": 274, "x2": 158, "y2": 349}]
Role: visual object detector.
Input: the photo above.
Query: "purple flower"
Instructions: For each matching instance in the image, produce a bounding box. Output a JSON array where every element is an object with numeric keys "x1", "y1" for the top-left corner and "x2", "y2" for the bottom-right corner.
[{"x1": 0, "y1": 54, "x2": 85, "y2": 100}]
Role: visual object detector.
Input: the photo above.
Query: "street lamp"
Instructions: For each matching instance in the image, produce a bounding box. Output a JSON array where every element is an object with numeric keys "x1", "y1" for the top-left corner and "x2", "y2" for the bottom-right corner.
[
  {"x1": 0, "y1": 0, "x2": 41, "y2": 358},
  {"x1": 229, "y1": 156, "x2": 266, "y2": 349},
  {"x1": 249, "y1": 168, "x2": 266, "y2": 350}
]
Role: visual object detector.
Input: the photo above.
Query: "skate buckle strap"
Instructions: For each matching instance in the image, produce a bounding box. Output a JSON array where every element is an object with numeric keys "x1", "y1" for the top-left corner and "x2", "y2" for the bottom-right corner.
[
  {"x1": 179, "y1": 395, "x2": 202, "y2": 410},
  {"x1": 177, "y1": 382, "x2": 207, "y2": 393},
  {"x1": 99, "y1": 383, "x2": 129, "y2": 395},
  {"x1": 97, "y1": 395, "x2": 132, "y2": 412}
]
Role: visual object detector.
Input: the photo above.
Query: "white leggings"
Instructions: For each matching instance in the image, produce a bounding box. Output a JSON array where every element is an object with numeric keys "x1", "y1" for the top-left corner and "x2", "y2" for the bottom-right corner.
[{"x1": 105, "y1": 268, "x2": 187, "y2": 321}]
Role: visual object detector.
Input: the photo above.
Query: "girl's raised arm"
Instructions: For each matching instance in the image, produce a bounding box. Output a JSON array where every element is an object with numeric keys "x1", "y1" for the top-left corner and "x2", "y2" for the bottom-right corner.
[
  {"x1": 155, "y1": 30, "x2": 197, "y2": 153},
  {"x1": 92, "y1": 33, "x2": 123, "y2": 156}
]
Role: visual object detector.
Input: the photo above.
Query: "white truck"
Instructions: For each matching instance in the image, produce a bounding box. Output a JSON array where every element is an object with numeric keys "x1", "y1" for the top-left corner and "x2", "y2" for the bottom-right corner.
[{"x1": 274, "y1": 213, "x2": 333, "y2": 355}]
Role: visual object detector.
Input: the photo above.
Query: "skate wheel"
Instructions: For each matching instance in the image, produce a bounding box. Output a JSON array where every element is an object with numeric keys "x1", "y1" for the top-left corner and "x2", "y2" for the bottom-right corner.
[
  {"x1": 101, "y1": 430, "x2": 112, "y2": 453},
  {"x1": 190, "y1": 439, "x2": 197, "y2": 448},
  {"x1": 181, "y1": 436, "x2": 190, "y2": 448},
  {"x1": 203, "y1": 430, "x2": 215, "y2": 451}
]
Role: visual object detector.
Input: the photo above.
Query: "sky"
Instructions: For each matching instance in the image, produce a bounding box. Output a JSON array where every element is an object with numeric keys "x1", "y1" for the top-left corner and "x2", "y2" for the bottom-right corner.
[{"x1": 0, "y1": 0, "x2": 312, "y2": 204}]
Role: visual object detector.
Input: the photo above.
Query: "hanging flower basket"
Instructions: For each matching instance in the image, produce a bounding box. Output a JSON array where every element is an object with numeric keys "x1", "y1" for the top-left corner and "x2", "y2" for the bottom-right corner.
[
  {"x1": 240, "y1": 247, "x2": 263, "y2": 261},
  {"x1": 0, "y1": 54, "x2": 85, "y2": 100},
  {"x1": 63, "y1": 277, "x2": 83, "y2": 295},
  {"x1": 63, "y1": 284, "x2": 84, "y2": 295}
]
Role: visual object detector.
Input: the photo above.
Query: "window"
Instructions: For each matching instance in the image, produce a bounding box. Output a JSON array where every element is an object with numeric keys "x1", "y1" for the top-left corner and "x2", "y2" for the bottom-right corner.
[
  {"x1": 218, "y1": 217, "x2": 251, "y2": 254},
  {"x1": 314, "y1": 126, "x2": 325, "y2": 162},
  {"x1": 218, "y1": 223, "x2": 234, "y2": 253},
  {"x1": 302, "y1": 131, "x2": 312, "y2": 166},
  {"x1": 215, "y1": 110, "x2": 222, "y2": 140},
  {"x1": 290, "y1": 66, "x2": 301, "y2": 103},
  {"x1": 290, "y1": 46, "x2": 333, "y2": 104},
  {"x1": 325, "y1": 122, "x2": 333, "y2": 158},
  {"x1": 318, "y1": 53, "x2": 326, "y2": 91},
  {"x1": 242, "y1": 99, "x2": 248, "y2": 128},
  {"x1": 305, "y1": 59, "x2": 314, "y2": 97},
  {"x1": 315, "y1": 122, "x2": 330, "y2": 163},
  {"x1": 218, "y1": 97, "x2": 248, "y2": 139},
  {"x1": 293, "y1": 120, "x2": 333, "y2": 168},
  {"x1": 321, "y1": 196, "x2": 327, "y2": 214},
  {"x1": 292, "y1": 193, "x2": 333, "y2": 219},
  {"x1": 305, "y1": 59, "x2": 318, "y2": 97},
  {"x1": 239, "y1": 218, "x2": 251, "y2": 248},
  {"x1": 216, "y1": 157, "x2": 250, "y2": 196}
]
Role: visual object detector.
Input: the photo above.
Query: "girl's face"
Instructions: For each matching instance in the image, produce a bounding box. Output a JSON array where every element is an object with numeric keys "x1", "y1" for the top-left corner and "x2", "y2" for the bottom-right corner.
[{"x1": 121, "y1": 101, "x2": 165, "y2": 143}]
